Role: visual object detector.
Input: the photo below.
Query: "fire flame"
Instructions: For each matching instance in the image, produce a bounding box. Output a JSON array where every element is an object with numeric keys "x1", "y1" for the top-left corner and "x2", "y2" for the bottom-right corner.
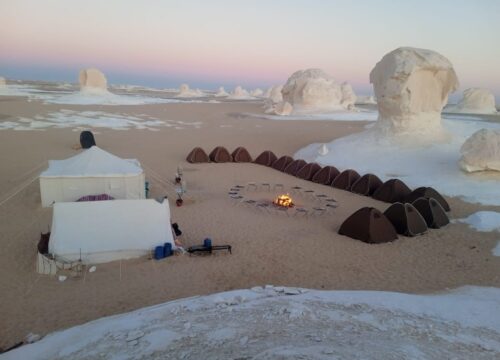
[{"x1": 274, "y1": 194, "x2": 294, "y2": 208}]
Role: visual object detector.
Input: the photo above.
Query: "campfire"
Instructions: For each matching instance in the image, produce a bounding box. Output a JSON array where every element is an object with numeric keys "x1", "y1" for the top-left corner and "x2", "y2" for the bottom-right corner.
[{"x1": 273, "y1": 194, "x2": 294, "y2": 208}]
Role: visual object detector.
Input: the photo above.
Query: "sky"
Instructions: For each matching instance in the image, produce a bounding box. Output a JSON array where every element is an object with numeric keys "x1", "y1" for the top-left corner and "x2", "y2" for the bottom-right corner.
[{"x1": 1, "y1": 0, "x2": 499, "y2": 100}]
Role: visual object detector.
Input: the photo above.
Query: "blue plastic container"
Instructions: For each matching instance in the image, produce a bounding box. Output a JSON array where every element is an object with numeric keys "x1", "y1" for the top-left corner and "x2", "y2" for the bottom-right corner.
[
  {"x1": 203, "y1": 238, "x2": 212, "y2": 248},
  {"x1": 163, "y1": 243, "x2": 173, "y2": 257},
  {"x1": 154, "y1": 246, "x2": 164, "y2": 260}
]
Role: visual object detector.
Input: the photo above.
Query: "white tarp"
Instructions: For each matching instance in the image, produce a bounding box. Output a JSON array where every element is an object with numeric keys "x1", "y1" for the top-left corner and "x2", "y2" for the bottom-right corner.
[
  {"x1": 49, "y1": 199, "x2": 174, "y2": 264},
  {"x1": 39, "y1": 146, "x2": 145, "y2": 207}
]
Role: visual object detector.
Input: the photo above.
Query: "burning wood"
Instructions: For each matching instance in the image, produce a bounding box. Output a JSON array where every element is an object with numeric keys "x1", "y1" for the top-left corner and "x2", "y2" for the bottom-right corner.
[{"x1": 274, "y1": 194, "x2": 294, "y2": 208}]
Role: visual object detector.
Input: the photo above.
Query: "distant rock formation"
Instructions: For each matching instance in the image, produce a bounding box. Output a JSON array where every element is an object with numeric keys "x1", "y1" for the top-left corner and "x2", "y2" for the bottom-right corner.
[
  {"x1": 370, "y1": 47, "x2": 459, "y2": 139},
  {"x1": 459, "y1": 128, "x2": 500, "y2": 172},
  {"x1": 251, "y1": 88, "x2": 264, "y2": 97},
  {"x1": 340, "y1": 82, "x2": 357, "y2": 110},
  {"x1": 227, "y1": 86, "x2": 253, "y2": 99},
  {"x1": 355, "y1": 96, "x2": 377, "y2": 105},
  {"x1": 0, "y1": 76, "x2": 6, "y2": 87},
  {"x1": 79, "y1": 68, "x2": 108, "y2": 93},
  {"x1": 447, "y1": 88, "x2": 497, "y2": 114},
  {"x1": 176, "y1": 84, "x2": 204, "y2": 97},
  {"x1": 215, "y1": 86, "x2": 229, "y2": 97}
]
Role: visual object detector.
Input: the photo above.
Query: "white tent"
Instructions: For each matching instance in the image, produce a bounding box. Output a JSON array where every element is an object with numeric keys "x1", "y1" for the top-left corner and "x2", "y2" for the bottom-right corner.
[
  {"x1": 39, "y1": 146, "x2": 145, "y2": 207},
  {"x1": 49, "y1": 199, "x2": 175, "y2": 264}
]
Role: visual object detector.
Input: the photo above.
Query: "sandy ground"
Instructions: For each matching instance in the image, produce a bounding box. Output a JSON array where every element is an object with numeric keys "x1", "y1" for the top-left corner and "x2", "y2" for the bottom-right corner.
[{"x1": 0, "y1": 92, "x2": 499, "y2": 349}]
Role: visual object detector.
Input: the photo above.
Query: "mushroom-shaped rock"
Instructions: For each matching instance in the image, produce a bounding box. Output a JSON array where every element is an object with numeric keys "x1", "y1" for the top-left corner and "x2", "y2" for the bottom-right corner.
[
  {"x1": 79, "y1": 68, "x2": 108, "y2": 92},
  {"x1": 448, "y1": 88, "x2": 497, "y2": 115},
  {"x1": 369, "y1": 47, "x2": 459, "y2": 137},
  {"x1": 459, "y1": 129, "x2": 500, "y2": 172},
  {"x1": 281, "y1": 68, "x2": 351, "y2": 113}
]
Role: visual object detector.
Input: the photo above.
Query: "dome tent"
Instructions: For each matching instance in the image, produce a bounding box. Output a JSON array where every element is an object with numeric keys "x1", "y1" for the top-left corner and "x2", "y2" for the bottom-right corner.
[{"x1": 39, "y1": 147, "x2": 145, "y2": 207}]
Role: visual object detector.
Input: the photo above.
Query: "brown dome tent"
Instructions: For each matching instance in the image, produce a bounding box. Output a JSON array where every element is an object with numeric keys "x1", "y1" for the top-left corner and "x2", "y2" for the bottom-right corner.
[
  {"x1": 332, "y1": 169, "x2": 360, "y2": 190},
  {"x1": 338, "y1": 207, "x2": 398, "y2": 244},
  {"x1": 372, "y1": 179, "x2": 411, "y2": 203},
  {"x1": 272, "y1": 155, "x2": 294, "y2": 172},
  {"x1": 311, "y1": 166, "x2": 340, "y2": 185},
  {"x1": 351, "y1": 173, "x2": 383, "y2": 196},
  {"x1": 284, "y1": 159, "x2": 307, "y2": 176},
  {"x1": 209, "y1": 146, "x2": 232, "y2": 163},
  {"x1": 296, "y1": 162, "x2": 322, "y2": 180},
  {"x1": 231, "y1": 147, "x2": 253, "y2": 163},
  {"x1": 405, "y1": 187, "x2": 450, "y2": 212},
  {"x1": 186, "y1": 147, "x2": 209, "y2": 163},
  {"x1": 383, "y1": 202, "x2": 428, "y2": 236},
  {"x1": 412, "y1": 197, "x2": 449, "y2": 229},
  {"x1": 254, "y1": 150, "x2": 277, "y2": 167}
]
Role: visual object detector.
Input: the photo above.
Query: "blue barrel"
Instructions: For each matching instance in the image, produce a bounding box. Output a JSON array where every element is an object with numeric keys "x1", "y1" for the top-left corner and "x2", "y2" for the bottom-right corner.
[
  {"x1": 154, "y1": 246, "x2": 164, "y2": 260},
  {"x1": 163, "y1": 243, "x2": 172, "y2": 257},
  {"x1": 203, "y1": 238, "x2": 212, "y2": 248}
]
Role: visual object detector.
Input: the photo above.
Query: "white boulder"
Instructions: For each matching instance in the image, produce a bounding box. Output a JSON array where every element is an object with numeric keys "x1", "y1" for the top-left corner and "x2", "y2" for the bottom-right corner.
[
  {"x1": 448, "y1": 88, "x2": 497, "y2": 114},
  {"x1": 79, "y1": 68, "x2": 108, "y2": 93},
  {"x1": 265, "y1": 85, "x2": 283, "y2": 103},
  {"x1": 176, "y1": 84, "x2": 203, "y2": 97},
  {"x1": 459, "y1": 128, "x2": 500, "y2": 172},
  {"x1": 355, "y1": 95, "x2": 377, "y2": 105},
  {"x1": 215, "y1": 86, "x2": 229, "y2": 97},
  {"x1": 273, "y1": 101, "x2": 293, "y2": 116},
  {"x1": 228, "y1": 86, "x2": 253, "y2": 99},
  {"x1": 340, "y1": 82, "x2": 357, "y2": 110},
  {"x1": 281, "y1": 68, "x2": 346, "y2": 113},
  {"x1": 370, "y1": 47, "x2": 459, "y2": 138},
  {"x1": 250, "y1": 88, "x2": 264, "y2": 97}
]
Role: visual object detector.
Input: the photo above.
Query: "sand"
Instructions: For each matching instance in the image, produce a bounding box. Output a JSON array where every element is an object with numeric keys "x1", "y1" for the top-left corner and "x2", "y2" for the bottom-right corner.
[{"x1": 0, "y1": 87, "x2": 499, "y2": 350}]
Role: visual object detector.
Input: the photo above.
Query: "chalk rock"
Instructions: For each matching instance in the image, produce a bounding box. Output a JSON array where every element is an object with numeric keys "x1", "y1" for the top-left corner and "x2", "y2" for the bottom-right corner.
[
  {"x1": 281, "y1": 68, "x2": 348, "y2": 113},
  {"x1": 79, "y1": 68, "x2": 108, "y2": 92},
  {"x1": 0, "y1": 77, "x2": 6, "y2": 87},
  {"x1": 448, "y1": 88, "x2": 497, "y2": 114},
  {"x1": 215, "y1": 86, "x2": 229, "y2": 97},
  {"x1": 177, "y1": 84, "x2": 203, "y2": 97},
  {"x1": 274, "y1": 101, "x2": 293, "y2": 116},
  {"x1": 265, "y1": 85, "x2": 283, "y2": 103},
  {"x1": 459, "y1": 129, "x2": 500, "y2": 172},
  {"x1": 228, "y1": 85, "x2": 251, "y2": 99},
  {"x1": 356, "y1": 95, "x2": 377, "y2": 105},
  {"x1": 88, "y1": 266, "x2": 96, "y2": 273},
  {"x1": 369, "y1": 47, "x2": 459, "y2": 137},
  {"x1": 58, "y1": 275, "x2": 67, "y2": 282},
  {"x1": 250, "y1": 88, "x2": 264, "y2": 97},
  {"x1": 318, "y1": 144, "x2": 329, "y2": 156},
  {"x1": 341, "y1": 82, "x2": 357, "y2": 110}
]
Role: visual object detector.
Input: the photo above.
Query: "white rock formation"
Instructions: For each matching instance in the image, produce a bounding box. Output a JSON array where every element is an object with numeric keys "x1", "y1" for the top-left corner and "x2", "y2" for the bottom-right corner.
[
  {"x1": 265, "y1": 85, "x2": 283, "y2": 104},
  {"x1": 273, "y1": 101, "x2": 293, "y2": 116},
  {"x1": 280, "y1": 68, "x2": 346, "y2": 113},
  {"x1": 318, "y1": 144, "x2": 329, "y2": 156},
  {"x1": 176, "y1": 84, "x2": 203, "y2": 97},
  {"x1": 370, "y1": 47, "x2": 459, "y2": 139},
  {"x1": 448, "y1": 88, "x2": 497, "y2": 114},
  {"x1": 459, "y1": 128, "x2": 500, "y2": 172},
  {"x1": 251, "y1": 88, "x2": 264, "y2": 97},
  {"x1": 0, "y1": 76, "x2": 6, "y2": 87},
  {"x1": 79, "y1": 68, "x2": 108, "y2": 94},
  {"x1": 215, "y1": 86, "x2": 229, "y2": 97},
  {"x1": 355, "y1": 95, "x2": 377, "y2": 105},
  {"x1": 227, "y1": 86, "x2": 253, "y2": 99},
  {"x1": 340, "y1": 82, "x2": 357, "y2": 110}
]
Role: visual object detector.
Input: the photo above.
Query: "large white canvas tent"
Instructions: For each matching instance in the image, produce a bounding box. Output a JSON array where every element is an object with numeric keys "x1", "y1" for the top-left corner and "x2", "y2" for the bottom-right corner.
[
  {"x1": 48, "y1": 199, "x2": 175, "y2": 264},
  {"x1": 39, "y1": 146, "x2": 145, "y2": 207}
]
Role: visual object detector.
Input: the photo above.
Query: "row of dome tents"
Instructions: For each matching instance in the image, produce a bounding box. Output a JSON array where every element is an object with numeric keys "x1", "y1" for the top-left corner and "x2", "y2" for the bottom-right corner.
[
  {"x1": 37, "y1": 146, "x2": 175, "y2": 268},
  {"x1": 186, "y1": 146, "x2": 450, "y2": 244},
  {"x1": 187, "y1": 147, "x2": 450, "y2": 209}
]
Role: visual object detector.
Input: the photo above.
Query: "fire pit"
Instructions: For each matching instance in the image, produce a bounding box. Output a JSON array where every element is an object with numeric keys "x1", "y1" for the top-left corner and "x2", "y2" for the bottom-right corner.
[{"x1": 273, "y1": 194, "x2": 294, "y2": 208}]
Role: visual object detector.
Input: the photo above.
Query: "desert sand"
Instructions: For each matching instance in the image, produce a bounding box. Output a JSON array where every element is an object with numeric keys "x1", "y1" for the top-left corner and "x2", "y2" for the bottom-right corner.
[{"x1": 0, "y1": 86, "x2": 499, "y2": 349}]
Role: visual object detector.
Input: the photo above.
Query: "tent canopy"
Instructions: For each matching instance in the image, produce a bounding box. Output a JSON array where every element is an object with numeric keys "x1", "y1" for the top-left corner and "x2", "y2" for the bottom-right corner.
[
  {"x1": 40, "y1": 146, "x2": 142, "y2": 178},
  {"x1": 49, "y1": 199, "x2": 174, "y2": 264}
]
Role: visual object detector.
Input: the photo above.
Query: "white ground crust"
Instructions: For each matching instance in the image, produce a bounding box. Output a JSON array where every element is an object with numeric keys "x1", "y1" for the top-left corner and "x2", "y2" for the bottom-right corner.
[
  {"x1": 455, "y1": 211, "x2": 500, "y2": 232},
  {"x1": 295, "y1": 116, "x2": 500, "y2": 205},
  {"x1": 3, "y1": 286, "x2": 499, "y2": 360}
]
